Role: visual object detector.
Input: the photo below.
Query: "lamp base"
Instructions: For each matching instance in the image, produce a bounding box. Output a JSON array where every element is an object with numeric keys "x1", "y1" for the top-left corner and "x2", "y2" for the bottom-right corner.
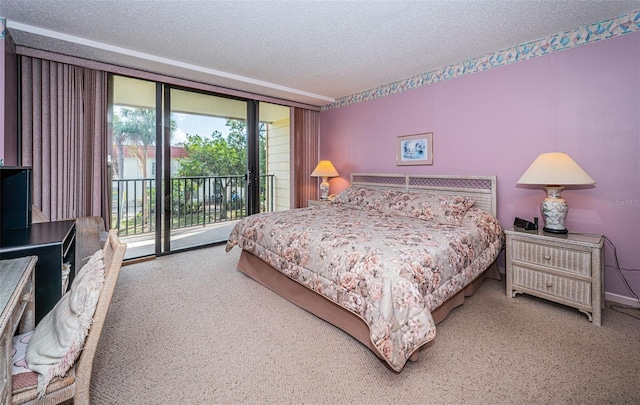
[
  {"x1": 543, "y1": 226, "x2": 568, "y2": 234},
  {"x1": 319, "y1": 177, "x2": 330, "y2": 200},
  {"x1": 541, "y1": 186, "x2": 568, "y2": 234}
]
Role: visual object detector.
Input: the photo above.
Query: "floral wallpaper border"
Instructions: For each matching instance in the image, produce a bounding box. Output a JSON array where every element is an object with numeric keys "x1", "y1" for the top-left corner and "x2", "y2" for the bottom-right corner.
[{"x1": 322, "y1": 10, "x2": 640, "y2": 111}]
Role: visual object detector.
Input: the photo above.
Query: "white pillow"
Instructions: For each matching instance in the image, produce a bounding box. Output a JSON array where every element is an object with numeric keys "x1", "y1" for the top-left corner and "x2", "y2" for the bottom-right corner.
[{"x1": 25, "y1": 249, "x2": 105, "y2": 397}]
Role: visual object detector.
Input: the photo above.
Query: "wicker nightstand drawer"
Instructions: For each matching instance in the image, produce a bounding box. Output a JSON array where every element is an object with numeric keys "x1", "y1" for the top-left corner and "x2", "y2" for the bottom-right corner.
[
  {"x1": 511, "y1": 264, "x2": 592, "y2": 307},
  {"x1": 511, "y1": 239, "x2": 592, "y2": 277}
]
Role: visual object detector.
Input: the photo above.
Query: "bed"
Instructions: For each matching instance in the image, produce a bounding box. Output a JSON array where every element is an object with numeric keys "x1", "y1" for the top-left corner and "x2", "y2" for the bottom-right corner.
[{"x1": 226, "y1": 173, "x2": 504, "y2": 371}]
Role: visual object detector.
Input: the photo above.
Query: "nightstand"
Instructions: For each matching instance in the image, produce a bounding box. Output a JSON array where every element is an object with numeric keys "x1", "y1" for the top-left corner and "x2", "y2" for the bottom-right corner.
[
  {"x1": 505, "y1": 228, "x2": 605, "y2": 325},
  {"x1": 308, "y1": 199, "x2": 331, "y2": 207}
]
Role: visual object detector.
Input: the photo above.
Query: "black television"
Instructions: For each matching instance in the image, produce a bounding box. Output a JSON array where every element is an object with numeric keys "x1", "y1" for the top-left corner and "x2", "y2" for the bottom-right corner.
[{"x1": 0, "y1": 166, "x2": 33, "y2": 230}]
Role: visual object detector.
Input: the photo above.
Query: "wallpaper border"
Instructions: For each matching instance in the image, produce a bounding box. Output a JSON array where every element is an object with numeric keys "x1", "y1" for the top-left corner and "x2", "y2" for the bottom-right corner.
[{"x1": 322, "y1": 10, "x2": 640, "y2": 111}]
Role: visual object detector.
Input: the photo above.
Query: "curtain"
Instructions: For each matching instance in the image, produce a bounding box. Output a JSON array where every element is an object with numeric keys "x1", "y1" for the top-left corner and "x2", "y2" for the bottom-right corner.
[
  {"x1": 291, "y1": 108, "x2": 320, "y2": 208},
  {"x1": 20, "y1": 56, "x2": 109, "y2": 226}
]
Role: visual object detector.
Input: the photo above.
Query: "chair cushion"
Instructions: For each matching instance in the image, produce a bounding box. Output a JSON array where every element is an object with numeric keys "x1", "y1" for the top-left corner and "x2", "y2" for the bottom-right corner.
[
  {"x1": 25, "y1": 248, "x2": 105, "y2": 397},
  {"x1": 12, "y1": 370, "x2": 39, "y2": 392},
  {"x1": 12, "y1": 371, "x2": 76, "y2": 402}
]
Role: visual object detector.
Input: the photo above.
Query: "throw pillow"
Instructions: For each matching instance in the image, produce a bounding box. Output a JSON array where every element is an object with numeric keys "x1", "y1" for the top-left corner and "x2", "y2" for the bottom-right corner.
[
  {"x1": 331, "y1": 186, "x2": 395, "y2": 213},
  {"x1": 387, "y1": 192, "x2": 476, "y2": 225}
]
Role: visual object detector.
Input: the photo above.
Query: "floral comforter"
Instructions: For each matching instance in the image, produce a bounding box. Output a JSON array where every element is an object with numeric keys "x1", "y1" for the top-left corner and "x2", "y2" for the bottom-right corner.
[{"x1": 226, "y1": 187, "x2": 504, "y2": 371}]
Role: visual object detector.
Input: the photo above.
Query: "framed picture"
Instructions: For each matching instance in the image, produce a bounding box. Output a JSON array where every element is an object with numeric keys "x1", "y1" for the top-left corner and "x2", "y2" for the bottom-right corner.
[{"x1": 396, "y1": 132, "x2": 433, "y2": 166}]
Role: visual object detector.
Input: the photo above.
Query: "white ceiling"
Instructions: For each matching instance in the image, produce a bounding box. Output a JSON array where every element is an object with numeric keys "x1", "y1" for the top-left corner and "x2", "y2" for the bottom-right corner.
[{"x1": 2, "y1": 1, "x2": 639, "y2": 107}]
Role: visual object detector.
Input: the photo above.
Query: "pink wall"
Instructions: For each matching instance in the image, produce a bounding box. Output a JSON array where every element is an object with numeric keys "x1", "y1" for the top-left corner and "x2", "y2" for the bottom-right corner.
[{"x1": 320, "y1": 32, "x2": 640, "y2": 301}]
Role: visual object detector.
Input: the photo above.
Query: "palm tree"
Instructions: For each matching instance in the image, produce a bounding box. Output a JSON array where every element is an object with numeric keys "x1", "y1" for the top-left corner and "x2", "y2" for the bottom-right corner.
[
  {"x1": 115, "y1": 107, "x2": 178, "y2": 232},
  {"x1": 119, "y1": 107, "x2": 156, "y2": 180},
  {"x1": 112, "y1": 114, "x2": 128, "y2": 179},
  {"x1": 114, "y1": 107, "x2": 157, "y2": 232}
]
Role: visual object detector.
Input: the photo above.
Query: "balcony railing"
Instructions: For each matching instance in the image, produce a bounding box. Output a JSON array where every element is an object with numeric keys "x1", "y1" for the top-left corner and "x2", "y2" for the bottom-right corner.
[{"x1": 112, "y1": 174, "x2": 274, "y2": 236}]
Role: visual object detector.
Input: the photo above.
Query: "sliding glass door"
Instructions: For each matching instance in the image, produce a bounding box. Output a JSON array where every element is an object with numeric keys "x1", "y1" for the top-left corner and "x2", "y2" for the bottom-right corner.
[
  {"x1": 111, "y1": 76, "x2": 157, "y2": 259},
  {"x1": 163, "y1": 87, "x2": 248, "y2": 253},
  {"x1": 110, "y1": 75, "x2": 290, "y2": 259}
]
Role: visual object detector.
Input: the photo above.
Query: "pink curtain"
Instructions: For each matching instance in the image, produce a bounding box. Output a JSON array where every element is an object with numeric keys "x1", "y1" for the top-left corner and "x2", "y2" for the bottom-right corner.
[
  {"x1": 20, "y1": 56, "x2": 109, "y2": 226},
  {"x1": 292, "y1": 108, "x2": 320, "y2": 208}
]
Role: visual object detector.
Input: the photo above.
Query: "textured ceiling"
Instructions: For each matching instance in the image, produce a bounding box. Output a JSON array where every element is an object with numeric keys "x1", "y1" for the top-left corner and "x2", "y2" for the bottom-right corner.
[{"x1": 2, "y1": 1, "x2": 640, "y2": 107}]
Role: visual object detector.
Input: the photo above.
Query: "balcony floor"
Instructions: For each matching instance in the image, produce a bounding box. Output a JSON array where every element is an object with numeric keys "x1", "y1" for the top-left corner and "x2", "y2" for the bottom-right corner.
[{"x1": 119, "y1": 221, "x2": 238, "y2": 260}]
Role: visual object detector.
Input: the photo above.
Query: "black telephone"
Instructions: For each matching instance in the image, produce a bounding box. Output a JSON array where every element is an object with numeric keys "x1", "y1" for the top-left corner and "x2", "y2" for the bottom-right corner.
[{"x1": 514, "y1": 217, "x2": 538, "y2": 231}]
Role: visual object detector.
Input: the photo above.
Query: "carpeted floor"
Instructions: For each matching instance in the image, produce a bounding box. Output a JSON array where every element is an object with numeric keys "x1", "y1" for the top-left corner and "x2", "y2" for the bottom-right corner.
[{"x1": 90, "y1": 244, "x2": 640, "y2": 404}]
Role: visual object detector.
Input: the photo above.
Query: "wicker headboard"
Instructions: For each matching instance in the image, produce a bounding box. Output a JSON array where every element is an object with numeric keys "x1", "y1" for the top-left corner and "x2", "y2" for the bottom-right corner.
[{"x1": 350, "y1": 173, "x2": 497, "y2": 217}]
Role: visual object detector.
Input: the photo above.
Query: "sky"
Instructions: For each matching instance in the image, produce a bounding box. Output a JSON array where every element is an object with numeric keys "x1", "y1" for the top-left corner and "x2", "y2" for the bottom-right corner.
[
  {"x1": 114, "y1": 107, "x2": 235, "y2": 147},
  {"x1": 172, "y1": 113, "x2": 230, "y2": 146}
]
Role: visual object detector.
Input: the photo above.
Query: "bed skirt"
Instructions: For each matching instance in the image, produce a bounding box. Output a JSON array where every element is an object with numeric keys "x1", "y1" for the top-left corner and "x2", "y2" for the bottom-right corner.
[{"x1": 236, "y1": 249, "x2": 501, "y2": 368}]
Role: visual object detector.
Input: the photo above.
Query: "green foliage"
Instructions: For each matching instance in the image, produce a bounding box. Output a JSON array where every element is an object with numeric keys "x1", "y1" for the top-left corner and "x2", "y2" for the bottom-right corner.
[
  {"x1": 178, "y1": 119, "x2": 266, "y2": 177},
  {"x1": 179, "y1": 130, "x2": 245, "y2": 176},
  {"x1": 170, "y1": 178, "x2": 202, "y2": 215}
]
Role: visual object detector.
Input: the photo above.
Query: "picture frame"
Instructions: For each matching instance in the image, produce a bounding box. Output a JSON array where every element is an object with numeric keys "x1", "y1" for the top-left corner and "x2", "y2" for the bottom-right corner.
[{"x1": 396, "y1": 132, "x2": 433, "y2": 166}]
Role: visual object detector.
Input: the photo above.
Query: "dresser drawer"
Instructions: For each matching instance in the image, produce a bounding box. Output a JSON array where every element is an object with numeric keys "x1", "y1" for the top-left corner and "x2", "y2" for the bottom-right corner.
[
  {"x1": 511, "y1": 264, "x2": 592, "y2": 307},
  {"x1": 511, "y1": 239, "x2": 591, "y2": 277}
]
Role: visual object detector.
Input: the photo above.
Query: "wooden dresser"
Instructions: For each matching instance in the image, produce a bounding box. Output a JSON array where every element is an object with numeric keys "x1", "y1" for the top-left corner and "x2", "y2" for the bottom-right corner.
[
  {"x1": 505, "y1": 228, "x2": 605, "y2": 325},
  {"x1": 0, "y1": 256, "x2": 37, "y2": 404},
  {"x1": 0, "y1": 220, "x2": 76, "y2": 324}
]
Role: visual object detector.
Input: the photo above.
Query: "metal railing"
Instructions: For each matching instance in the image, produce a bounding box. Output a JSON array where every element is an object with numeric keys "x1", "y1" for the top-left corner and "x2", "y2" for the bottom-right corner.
[{"x1": 112, "y1": 174, "x2": 274, "y2": 236}]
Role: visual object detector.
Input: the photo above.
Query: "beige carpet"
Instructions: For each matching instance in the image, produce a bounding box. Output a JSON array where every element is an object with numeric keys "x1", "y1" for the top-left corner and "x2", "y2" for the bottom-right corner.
[{"x1": 90, "y1": 245, "x2": 640, "y2": 404}]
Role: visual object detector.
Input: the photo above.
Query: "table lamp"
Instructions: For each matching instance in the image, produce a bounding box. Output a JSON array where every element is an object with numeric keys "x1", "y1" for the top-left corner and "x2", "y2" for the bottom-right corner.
[
  {"x1": 311, "y1": 160, "x2": 339, "y2": 199},
  {"x1": 517, "y1": 152, "x2": 595, "y2": 234}
]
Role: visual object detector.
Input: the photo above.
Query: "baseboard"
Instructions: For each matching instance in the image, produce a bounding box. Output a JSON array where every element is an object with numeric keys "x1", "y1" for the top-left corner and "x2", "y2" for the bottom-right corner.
[{"x1": 605, "y1": 291, "x2": 640, "y2": 308}]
